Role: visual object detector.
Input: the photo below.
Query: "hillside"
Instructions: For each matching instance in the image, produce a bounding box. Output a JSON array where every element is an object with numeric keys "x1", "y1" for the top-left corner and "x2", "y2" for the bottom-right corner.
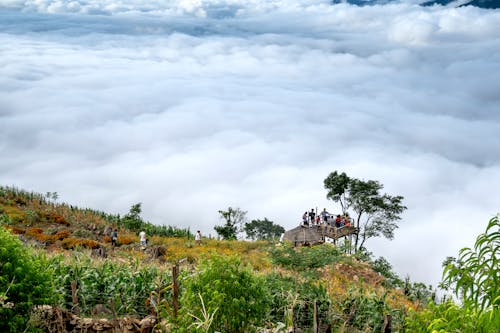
[
  {"x1": 0, "y1": 186, "x2": 432, "y2": 332},
  {"x1": 330, "y1": 0, "x2": 500, "y2": 8}
]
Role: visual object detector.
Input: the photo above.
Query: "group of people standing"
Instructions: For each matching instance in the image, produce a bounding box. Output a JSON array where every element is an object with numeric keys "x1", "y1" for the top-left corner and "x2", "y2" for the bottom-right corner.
[{"x1": 302, "y1": 208, "x2": 351, "y2": 228}]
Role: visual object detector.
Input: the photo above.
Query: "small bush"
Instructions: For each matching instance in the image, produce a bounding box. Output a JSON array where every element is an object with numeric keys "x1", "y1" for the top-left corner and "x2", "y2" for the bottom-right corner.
[
  {"x1": 7, "y1": 226, "x2": 25, "y2": 235},
  {"x1": 269, "y1": 243, "x2": 341, "y2": 270},
  {"x1": 25, "y1": 228, "x2": 43, "y2": 236},
  {"x1": 51, "y1": 214, "x2": 70, "y2": 226},
  {"x1": 118, "y1": 235, "x2": 135, "y2": 245},
  {"x1": 405, "y1": 300, "x2": 498, "y2": 333},
  {"x1": 0, "y1": 228, "x2": 58, "y2": 332},
  {"x1": 71, "y1": 229, "x2": 94, "y2": 239},
  {"x1": 54, "y1": 230, "x2": 70, "y2": 240},
  {"x1": 61, "y1": 237, "x2": 100, "y2": 249},
  {"x1": 33, "y1": 233, "x2": 54, "y2": 244},
  {"x1": 179, "y1": 254, "x2": 270, "y2": 332}
]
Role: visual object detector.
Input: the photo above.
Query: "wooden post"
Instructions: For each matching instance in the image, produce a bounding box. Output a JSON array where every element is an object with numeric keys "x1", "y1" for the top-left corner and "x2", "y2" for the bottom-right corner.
[
  {"x1": 349, "y1": 233, "x2": 352, "y2": 254},
  {"x1": 71, "y1": 280, "x2": 79, "y2": 314},
  {"x1": 382, "y1": 314, "x2": 392, "y2": 333},
  {"x1": 172, "y1": 263, "x2": 179, "y2": 319},
  {"x1": 313, "y1": 300, "x2": 318, "y2": 333}
]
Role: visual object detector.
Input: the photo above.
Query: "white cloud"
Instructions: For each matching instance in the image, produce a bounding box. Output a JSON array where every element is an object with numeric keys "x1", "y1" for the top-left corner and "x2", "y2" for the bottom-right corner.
[{"x1": 1, "y1": 1, "x2": 500, "y2": 288}]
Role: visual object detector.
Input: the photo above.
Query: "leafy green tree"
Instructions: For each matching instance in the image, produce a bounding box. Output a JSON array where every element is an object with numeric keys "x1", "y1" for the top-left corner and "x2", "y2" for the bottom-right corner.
[
  {"x1": 244, "y1": 218, "x2": 285, "y2": 240},
  {"x1": 441, "y1": 215, "x2": 499, "y2": 313},
  {"x1": 323, "y1": 171, "x2": 406, "y2": 252},
  {"x1": 121, "y1": 203, "x2": 144, "y2": 231},
  {"x1": 179, "y1": 255, "x2": 270, "y2": 332},
  {"x1": 214, "y1": 207, "x2": 247, "y2": 240},
  {"x1": 371, "y1": 256, "x2": 403, "y2": 288},
  {"x1": 0, "y1": 228, "x2": 58, "y2": 332}
]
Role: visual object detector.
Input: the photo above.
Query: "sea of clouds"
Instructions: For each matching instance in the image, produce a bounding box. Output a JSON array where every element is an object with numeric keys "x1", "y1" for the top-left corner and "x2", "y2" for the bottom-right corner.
[{"x1": 1, "y1": 0, "x2": 499, "y2": 286}]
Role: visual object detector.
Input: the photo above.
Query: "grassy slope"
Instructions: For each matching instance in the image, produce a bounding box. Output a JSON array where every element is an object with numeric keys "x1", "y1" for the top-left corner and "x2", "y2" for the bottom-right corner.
[
  {"x1": 0, "y1": 186, "x2": 272, "y2": 267},
  {"x1": 0, "y1": 185, "x2": 421, "y2": 327}
]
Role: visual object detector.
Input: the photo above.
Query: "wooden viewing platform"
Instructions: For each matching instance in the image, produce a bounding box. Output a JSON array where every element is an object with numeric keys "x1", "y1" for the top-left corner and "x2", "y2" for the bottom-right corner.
[{"x1": 282, "y1": 225, "x2": 358, "y2": 246}]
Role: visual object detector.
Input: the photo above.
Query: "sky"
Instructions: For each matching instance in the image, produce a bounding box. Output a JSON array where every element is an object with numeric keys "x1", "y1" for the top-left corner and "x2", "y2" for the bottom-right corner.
[{"x1": 1, "y1": 0, "x2": 499, "y2": 288}]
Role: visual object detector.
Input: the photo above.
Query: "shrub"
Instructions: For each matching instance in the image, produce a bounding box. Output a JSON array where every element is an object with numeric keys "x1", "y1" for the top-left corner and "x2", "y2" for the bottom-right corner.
[
  {"x1": 25, "y1": 228, "x2": 43, "y2": 236},
  {"x1": 269, "y1": 242, "x2": 341, "y2": 271},
  {"x1": 61, "y1": 237, "x2": 100, "y2": 249},
  {"x1": 405, "y1": 216, "x2": 500, "y2": 332},
  {"x1": 54, "y1": 230, "x2": 70, "y2": 240},
  {"x1": 179, "y1": 254, "x2": 270, "y2": 332},
  {"x1": 118, "y1": 235, "x2": 135, "y2": 245},
  {"x1": 50, "y1": 213, "x2": 70, "y2": 226},
  {"x1": 33, "y1": 233, "x2": 54, "y2": 244},
  {"x1": 6, "y1": 226, "x2": 25, "y2": 235},
  {"x1": 0, "y1": 228, "x2": 58, "y2": 332},
  {"x1": 441, "y1": 216, "x2": 499, "y2": 312},
  {"x1": 405, "y1": 300, "x2": 498, "y2": 333}
]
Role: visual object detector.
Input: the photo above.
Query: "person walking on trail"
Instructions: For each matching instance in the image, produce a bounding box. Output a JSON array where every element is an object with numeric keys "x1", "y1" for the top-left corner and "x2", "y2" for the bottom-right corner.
[
  {"x1": 139, "y1": 230, "x2": 147, "y2": 247},
  {"x1": 111, "y1": 229, "x2": 118, "y2": 247},
  {"x1": 195, "y1": 230, "x2": 202, "y2": 245}
]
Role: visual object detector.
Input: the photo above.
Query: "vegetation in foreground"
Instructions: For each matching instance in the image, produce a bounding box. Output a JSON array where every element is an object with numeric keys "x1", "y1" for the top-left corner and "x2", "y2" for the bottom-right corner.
[{"x1": 0, "y1": 186, "x2": 498, "y2": 332}]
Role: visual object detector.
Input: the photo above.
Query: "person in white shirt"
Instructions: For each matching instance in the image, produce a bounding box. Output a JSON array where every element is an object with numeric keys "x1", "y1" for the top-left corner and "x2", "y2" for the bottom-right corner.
[
  {"x1": 195, "y1": 230, "x2": 202, "y2": 245},
  {"x1": 139, "y1": 230, "x2": 146, "y2": 247}
]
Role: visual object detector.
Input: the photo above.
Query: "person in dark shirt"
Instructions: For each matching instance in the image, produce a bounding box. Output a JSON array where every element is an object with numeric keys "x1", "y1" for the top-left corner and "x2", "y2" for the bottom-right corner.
[
  {"x1": 111, "y1": 229, "x2": 118, "y2": 246},
  {"x1": 309, "y1": 209, "x2": 315, "y2": 225}
]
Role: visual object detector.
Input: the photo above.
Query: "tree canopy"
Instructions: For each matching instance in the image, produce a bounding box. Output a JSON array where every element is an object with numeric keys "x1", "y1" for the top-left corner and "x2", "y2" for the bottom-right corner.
[
  {"x1": 324, "y1": 171, "x2": 407, "y2": 252},
  {"x1": 121, "y1": 202, "x2": 144, "y2": 231},
  {"x1": 244, "y1": 218, "x2": 285, "y2": 240},
  {"x1": 214, "y1": 207, "x2": 247, "y2": 240}
]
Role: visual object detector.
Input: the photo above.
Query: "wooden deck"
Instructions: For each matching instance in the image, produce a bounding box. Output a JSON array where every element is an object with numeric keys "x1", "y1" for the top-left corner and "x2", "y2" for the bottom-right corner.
[{"x1": 282, "y1": 225, "x2": 358, "y2": 246}]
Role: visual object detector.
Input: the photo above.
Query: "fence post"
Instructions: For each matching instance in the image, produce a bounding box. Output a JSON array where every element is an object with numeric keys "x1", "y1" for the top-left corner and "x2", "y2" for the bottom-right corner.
[
  {"x1": 313, "y1": 300, "x2": 318, "y2": 333},
  {"x1": 172, "y1": 263, "x2": 179, "y2": 318},
  {"x1": 382, "y1": 314, "x2": 392, "y2": 333},
  {"x1": 71, "y1": 280, "x2": 79, "y2": 314}
]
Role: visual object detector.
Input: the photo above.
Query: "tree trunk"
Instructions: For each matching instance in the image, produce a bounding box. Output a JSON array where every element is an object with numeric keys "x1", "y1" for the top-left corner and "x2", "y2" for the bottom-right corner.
[
  {"x1": 354, "y1": 212, "x2": 363, "y2": 252},
  {"x1": 358, "y1": 234, "x2": 367, "y2": 252}
]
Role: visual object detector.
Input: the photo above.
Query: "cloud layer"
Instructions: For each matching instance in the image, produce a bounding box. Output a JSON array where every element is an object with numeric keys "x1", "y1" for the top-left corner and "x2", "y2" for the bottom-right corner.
[{"x1": 1, "y1": 0, "x2": 500, "y2": 286}]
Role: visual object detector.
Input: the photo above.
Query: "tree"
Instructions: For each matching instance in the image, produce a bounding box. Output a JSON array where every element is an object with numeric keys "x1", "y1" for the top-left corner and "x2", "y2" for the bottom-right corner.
[
  {"x1": 214, "y1": 207, "x2": 247, "y2": 240},
  {"x1": 372, "y1": 256, "x2": 403, "y2": 288},
  {"x1": 244, "y1": 218, "x2": 285, "y2": 240},
  {"x1": 121, "y1": 203, "x2": 144, "y2": 231},
  {"x1": 323, "y1": 171, "x2": 406, "y2": 252}
]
